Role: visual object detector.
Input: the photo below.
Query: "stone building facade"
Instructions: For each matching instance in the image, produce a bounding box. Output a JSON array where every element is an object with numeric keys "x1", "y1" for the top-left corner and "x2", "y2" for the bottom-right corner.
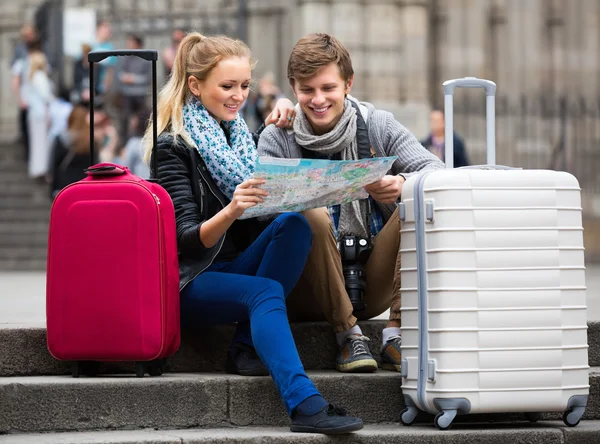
[{"x1": 1, "y1": 0, "x2": 599, "y2": 194}]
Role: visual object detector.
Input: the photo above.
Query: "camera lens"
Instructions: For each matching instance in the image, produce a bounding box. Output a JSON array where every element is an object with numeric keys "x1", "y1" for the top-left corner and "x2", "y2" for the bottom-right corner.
[{"x1": 343, "y1": 265, "x2": 366, "y2": 312}]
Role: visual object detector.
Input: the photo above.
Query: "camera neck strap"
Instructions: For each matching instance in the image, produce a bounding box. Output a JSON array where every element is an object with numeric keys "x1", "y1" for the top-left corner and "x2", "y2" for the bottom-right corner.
[{"x1": 348, "y1": 99, "x2": 373, "y2": 244}]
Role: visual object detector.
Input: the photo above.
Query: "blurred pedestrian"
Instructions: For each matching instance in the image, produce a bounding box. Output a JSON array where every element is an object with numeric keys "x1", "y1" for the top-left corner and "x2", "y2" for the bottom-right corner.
[
  {"x1": 24, "y1": 51, "x2": 54, "y2": 180},
  {"x1": 420, "y1": 108, "x2": 470, "y2": 167},
  {"x1": 11, "y1": 25, "x2": 40, "y2": 161},
  {"x1": 49, "y1": 105, "x2": 98, "y2": 199},
  {"x1": 72, "y1": 43, "x2": 95, "y2": 104},
  {"x1": 115, "y1": 34, "x2": 150, "y2": 146},
  {"x1": 123, "y1": 107, "x2": 151, "y2": 178},
  {"x1": 93, "y1": 21, "x2": 116, "y2": 94},
  {"x1": 162, "y1": 28, "x2": 186, "y2": 78}
]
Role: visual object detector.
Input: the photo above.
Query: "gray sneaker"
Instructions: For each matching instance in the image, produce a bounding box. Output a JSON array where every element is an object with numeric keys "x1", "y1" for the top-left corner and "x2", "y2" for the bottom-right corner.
[
  {"x1": 336, "y1": 334, "x2": 378, "y2": 373},
  {"x1": 380, "y1": 335, "x2": 402, "y2": 372}
]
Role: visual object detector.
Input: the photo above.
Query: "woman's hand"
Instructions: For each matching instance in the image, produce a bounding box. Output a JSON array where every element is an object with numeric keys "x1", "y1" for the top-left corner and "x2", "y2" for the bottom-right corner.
[
  {"x1": 265, "y1": 98, "x2": 296, "y2": 128},
  {"x1": 224, "y1": 178, "x2": 269, "y2": 220}
]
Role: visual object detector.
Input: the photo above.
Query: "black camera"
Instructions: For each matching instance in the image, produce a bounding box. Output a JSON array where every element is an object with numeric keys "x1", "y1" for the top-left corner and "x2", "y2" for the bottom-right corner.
[{"x1": 339, "y1": 235, "x2": 372, "y2": 312}]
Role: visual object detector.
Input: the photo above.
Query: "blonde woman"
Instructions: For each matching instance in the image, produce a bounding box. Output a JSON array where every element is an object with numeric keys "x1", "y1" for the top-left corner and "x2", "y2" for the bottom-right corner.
[
  {"x1": 143, "y1": 32, "x2": 363, "y2": 434},
  {"x1": 24, "y1": 51, "x2": 54, "y2": 179}
]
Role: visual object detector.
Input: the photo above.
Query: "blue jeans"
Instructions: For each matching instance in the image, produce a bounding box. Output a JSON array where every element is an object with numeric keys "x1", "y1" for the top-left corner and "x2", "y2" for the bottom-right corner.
[{"x1": 180, "y1": 213, "x2": 320, "y2": 415}]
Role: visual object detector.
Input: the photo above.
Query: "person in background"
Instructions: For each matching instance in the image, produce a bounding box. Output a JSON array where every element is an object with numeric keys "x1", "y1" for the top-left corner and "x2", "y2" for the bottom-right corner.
[
  {"x1": 420, "y1": 108, "x2": 470, "y2": 167},
  {"x1": 162, "y1": 28, "x2": 186, "y2": 78},
  {"x1": 49, "y1": 105, "x2": 97, "y2": 199},
  {"x1": 144, "y1": 32, "x2": 363, "y2": 434},
  {"x1": 72, "y1": 43, "x2": 94, "y2": 104},
  {"x1": 11, "y1": 25, "x2": 40, "y2": 161},
  {"x1": 123, "y1": 107, "x2": 151, "y2": 178},
  {"x1": 93, "y1": 21, "x2": 116, "y2": 95},
  {"x1": 115, "y1": 34, "x2": 151, "y2": 146},
  {"x1": 24, "y1": 51, "x2": 54, "y2": 180}
]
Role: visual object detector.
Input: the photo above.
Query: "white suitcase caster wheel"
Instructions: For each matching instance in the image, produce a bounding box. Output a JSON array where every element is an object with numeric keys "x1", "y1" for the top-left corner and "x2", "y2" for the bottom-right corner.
[
  {"x1": 563, "y1": 408, "x2": 583, "y2": 427},
  {"x1": 400, "y1": 407, "x2": 418, "y2": 426},
  {"x1": 434, "y1": 411, "x2": 456, "y2": 430}
]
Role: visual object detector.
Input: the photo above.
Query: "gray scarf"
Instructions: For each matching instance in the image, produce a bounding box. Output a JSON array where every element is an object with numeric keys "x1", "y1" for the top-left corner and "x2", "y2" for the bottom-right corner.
[{"x1": 294, "y1": 99, "x2": 368, "y2": 239}]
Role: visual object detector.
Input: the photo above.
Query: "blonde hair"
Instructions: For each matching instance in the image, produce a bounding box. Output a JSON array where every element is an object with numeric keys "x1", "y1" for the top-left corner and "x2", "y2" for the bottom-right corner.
[
  {"x1": 29, "y1": 51, "x2": 48, "y2": 80},
  {"x1": 142, "y1": 32, "x2": 254, "y2": 164}
]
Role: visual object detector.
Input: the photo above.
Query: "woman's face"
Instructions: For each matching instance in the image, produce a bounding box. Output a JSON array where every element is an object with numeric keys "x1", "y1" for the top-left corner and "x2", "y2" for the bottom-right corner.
[
  {"x1": 292, "y1": 62, "x2": 353, "y2": 135},
  {"x1": 190, "y1": 57, "x2": 252, "y2": 123}
]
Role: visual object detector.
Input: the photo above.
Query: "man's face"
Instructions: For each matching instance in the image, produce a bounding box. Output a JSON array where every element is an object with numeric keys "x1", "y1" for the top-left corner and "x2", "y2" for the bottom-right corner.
[
  {"x1": 292, "y1": 62, "x2": 353, "y2": 135},
  {"x1": 97, "y1": 23, "x2": 112, "y2": 41},
  {"x1": 127, "y1": 37, "x2": 140, "y2": 50}
]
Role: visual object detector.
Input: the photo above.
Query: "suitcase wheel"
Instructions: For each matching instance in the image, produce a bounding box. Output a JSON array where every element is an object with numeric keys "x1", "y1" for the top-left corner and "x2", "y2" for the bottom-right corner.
[
  {"x1": 434, "y1": 410, "x2": 456, "y2": 430},
  {"x1": 135, "y1": 362, "x2": 146, "y2": 378},
  {"x1": 525, "y1": 412, "x2": 542, "y2": 423},
  {"x1": 71, "y1": 362, "x2": 81, "y2": 378},
  {"x1": 563, "y1": 407, "x2": 583, "y2": 427},
  {"x1": 147, "y1": 359, "x2": 165, "y2": 377},
  {"x1": 71, "y1": 361, "x2": 100, "y2": 378},
  {"x1": 400, "y1": 407, "x2": 418, "y2": 426}
]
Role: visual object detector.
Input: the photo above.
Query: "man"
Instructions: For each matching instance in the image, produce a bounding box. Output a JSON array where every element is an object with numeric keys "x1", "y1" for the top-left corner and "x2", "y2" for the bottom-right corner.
[
  {"x1": 257, "y1": 33, "x2": 444, "y2": 373},
  {"x1": 93, "y1": 21, "x2": 117, "y2": 95},
  {"x1": 420, "y1": 108, "x2": 470, "y2": 167},
  {"x1": 115, "y1": 34, "x2": 151, "y2": 145}
]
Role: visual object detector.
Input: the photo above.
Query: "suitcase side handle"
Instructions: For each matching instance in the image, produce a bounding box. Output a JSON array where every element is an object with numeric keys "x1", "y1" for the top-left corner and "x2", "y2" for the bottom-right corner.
[
  {"x1": 442, "y1": 77, "x2": 496, "y2": 168},
  {"x1": 88, "y1": 50, "x2": 158, "y2": 181}
]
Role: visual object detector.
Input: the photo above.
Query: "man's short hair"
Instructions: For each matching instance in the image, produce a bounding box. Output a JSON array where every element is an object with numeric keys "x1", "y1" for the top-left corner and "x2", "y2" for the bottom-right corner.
[{"x1": 287, "y1": 33, "x2": 354, "y2": 87}]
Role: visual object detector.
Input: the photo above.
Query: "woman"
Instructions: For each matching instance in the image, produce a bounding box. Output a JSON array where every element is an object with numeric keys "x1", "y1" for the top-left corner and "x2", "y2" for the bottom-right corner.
[
  {"x1": 142, "y1": 32, "x2": 363, "y2": 434},
  {"x1": 24, "y1": 51, "x2": 54, "y2": 180},
  {"x1": 49, "y1": 104, "x2": 98, "y2": 199}
]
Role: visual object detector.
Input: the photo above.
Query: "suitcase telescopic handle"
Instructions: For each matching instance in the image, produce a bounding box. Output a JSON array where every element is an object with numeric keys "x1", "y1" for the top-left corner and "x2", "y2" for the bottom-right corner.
[
  {"x1": 442, "y1": 77, "x2": 497, "y2": 168},
  {"x1": 88, "y1": 49, "x2": 158, "y2": 180}
]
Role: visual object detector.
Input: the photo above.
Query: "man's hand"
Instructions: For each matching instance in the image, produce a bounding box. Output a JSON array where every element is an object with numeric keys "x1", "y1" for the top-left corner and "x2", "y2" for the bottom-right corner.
[
  {"x1": 364, "y1": 175, "x2": 405, "y2": 204},
  {"x1": 265, "y1": 98, "x2": 296, "y2": 128}
]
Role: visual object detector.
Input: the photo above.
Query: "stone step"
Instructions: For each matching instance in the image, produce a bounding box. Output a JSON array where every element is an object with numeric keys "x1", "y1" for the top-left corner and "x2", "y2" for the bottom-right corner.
[
  {"x1": 0, "y1": 208, "x2": 50, "y2": 223},
  {"x1": 0, "y1": 197, "x2": 52, "y2": 211},
  {"x1": 0, "y1": 322, "x2": 386, "y2": 376},
  {"x1": 1, "y1": 322, "x2": 599, "y2": 377},
  {"x1": 1, "y1": 370, "x2": 598, "y2": 434},
  {"x1": 0, "y1": 258, "x2": 47, "y2": 271},
  {"x1": 0, "y1": 232, "x2": 48, "y2": 248},
  {"x1": 2, "y1": 422, "x2": 600, "y2": 444},
  {"x1": 0, "y1": 247, "x2": 47, "y2": 261},
  {"x1": 0, "y1": 221, "x2": 49, "y2": 235}
]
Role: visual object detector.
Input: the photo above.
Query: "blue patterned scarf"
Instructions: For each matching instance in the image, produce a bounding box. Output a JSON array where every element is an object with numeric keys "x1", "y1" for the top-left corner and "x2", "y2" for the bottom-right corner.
[{"x1": 182, "y1": 97, "x2": 256, "y2": 200}]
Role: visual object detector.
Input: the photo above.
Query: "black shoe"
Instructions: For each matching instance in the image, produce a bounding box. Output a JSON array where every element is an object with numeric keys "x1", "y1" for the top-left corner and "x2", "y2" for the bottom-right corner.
[
  {"x1": 226, "y1": 343, "x2": 269, "y2": 376},
  {"x1": 290, "y1": 404, "x2": 364, "y2": 434}
]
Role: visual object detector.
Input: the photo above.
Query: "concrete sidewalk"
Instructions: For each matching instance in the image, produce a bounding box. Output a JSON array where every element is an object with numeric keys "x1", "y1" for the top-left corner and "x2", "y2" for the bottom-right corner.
[{"x1": 1, "y1": 264, "x2": 599, "y2": 326}]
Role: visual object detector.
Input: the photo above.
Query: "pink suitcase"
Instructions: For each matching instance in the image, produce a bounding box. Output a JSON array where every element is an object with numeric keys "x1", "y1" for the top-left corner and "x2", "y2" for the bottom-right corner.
[{"x1": 46, "y1": 50, "x2": 180, "y2": 377}]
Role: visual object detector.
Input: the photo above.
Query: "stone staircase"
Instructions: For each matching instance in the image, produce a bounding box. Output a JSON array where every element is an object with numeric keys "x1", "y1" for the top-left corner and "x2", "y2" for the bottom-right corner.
[
  {"x1": 0, "y1": 142, "x2": 50, "y2": 271},
  {"x1": 1, "y1": 321, "x2": 600, "y2": 443}
]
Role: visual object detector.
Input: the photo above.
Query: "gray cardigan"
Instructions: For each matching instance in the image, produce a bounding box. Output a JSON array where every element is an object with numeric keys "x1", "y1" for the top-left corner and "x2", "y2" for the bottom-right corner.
[{"x1": 257, "y1": 97, "x2": 444, "y2": 178}]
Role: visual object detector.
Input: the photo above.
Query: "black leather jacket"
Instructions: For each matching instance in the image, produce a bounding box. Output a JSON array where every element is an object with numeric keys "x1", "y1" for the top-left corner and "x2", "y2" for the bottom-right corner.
[{"x1": 153, "y1": 133, "x2": 264, "y2": 292}]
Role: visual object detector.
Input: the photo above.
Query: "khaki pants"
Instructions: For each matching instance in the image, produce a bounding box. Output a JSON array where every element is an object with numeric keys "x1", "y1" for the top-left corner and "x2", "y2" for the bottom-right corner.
[{"x1": 287, "y1": 207, "x2": 402, "y2": 332}]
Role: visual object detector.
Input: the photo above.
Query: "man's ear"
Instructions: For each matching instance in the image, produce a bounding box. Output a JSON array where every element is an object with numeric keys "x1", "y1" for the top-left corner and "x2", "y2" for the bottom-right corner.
[
  {"x1": 345, "y1": 74, "x2": 354, "y2": 94},
  {"x1": 188, "y1": 75, "x2": 202, "y2": 98},
  {"x1": 290, "y1": 80, "x2": 299, "y2": 99}
]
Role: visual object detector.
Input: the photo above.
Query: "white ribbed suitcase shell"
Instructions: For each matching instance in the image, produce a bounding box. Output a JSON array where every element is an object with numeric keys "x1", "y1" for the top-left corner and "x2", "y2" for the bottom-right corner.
[{"x1": 398, "y1": 168, "x2": 589, "y2": 429}]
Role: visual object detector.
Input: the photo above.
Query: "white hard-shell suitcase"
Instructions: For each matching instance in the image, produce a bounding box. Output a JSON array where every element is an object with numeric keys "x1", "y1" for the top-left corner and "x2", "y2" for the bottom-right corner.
[{"x1": 398, "y1": 77, "x2": 589, "y2": 430}]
